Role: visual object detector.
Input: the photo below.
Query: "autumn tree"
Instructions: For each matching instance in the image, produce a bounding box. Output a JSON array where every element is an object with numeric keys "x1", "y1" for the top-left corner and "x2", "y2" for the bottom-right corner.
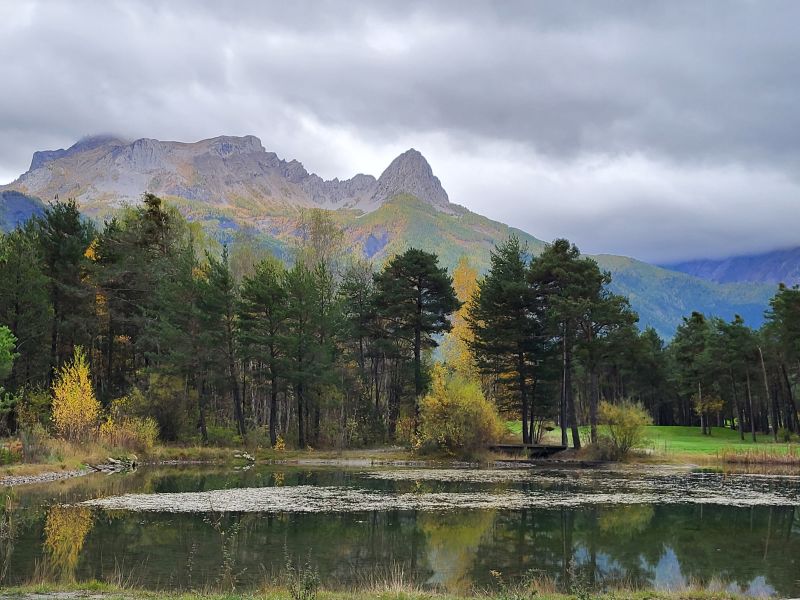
[
  {"x1": 51, "y1": 346, "x2": 102, "y2": 442},
  {"x1": 442, "y1": 255, "x2": 479, "y2": 379}
]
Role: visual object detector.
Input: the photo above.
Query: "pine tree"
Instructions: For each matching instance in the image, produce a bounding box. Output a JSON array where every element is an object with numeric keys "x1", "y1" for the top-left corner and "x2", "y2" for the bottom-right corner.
[
  {"x1": 373, "y1": 248, "x2": 460, "y2": 419},
  {"x1": 38, "y1": 200, "x2": 95, "y2": 379},
  {"x1": 0, "y1": 222, "x2": 51, "y2": 388},
  {"x1": 529, "y1": 239, "x2": 608, "y2": 449},
  {"x1": 468, "y1": 236, "x2": 545, "y2": 443},
  {"x1": 238, "y1": 256, "x2": 287, "y2": 446},
  {"x1": 198, "y1": 246, "x2": 246, "y2": 436},
  {"x1": 282, "y1": 262, "x2": 319, "y2": 447}
]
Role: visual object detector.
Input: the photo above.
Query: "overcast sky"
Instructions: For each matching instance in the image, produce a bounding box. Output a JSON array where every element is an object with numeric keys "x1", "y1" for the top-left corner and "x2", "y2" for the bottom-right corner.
[{"x1": 2, "y1": 1, "x2": 798, "y2": 263}]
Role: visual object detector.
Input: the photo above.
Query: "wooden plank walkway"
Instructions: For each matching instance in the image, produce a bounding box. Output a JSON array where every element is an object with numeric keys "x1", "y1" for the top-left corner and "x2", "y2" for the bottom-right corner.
[{"x1": 489, "y1": 443, "x2": 568, "y2": 458}]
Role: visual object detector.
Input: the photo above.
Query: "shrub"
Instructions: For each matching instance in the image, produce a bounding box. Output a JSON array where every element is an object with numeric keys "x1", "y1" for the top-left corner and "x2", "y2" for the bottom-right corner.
[
  {"x1": 16, "y1": 387, "x2": 52, "y2": 429},
  {"x1": 417, "y1": 365, "x2": 504, "y2": 454},
  {"x1": 0, "y1": 441, "x2": 21, "y2": 464},
  {"x1": 51, "y1": 347, "x2": 101, "y2": 442},
  {"x1": 99, "y1": 416, "x2": 159, "y2": 452},
  {"x1": 206, "y1": 425, "x2": 242, "y2": 447},
  {"x1": 598, "y1": 400, "x2": 652, "y2": 459},
  {"x1": 19, "y1": 423, "x2": 51, "y2": 462}
]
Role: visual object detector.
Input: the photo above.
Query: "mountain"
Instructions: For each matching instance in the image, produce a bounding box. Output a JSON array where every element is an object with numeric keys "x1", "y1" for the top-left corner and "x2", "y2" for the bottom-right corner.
[
  {"x1": 664, "y1": 247, "x2": 800, "y2": 286},
  {"x1": 0, "y1": 134, "x2": 778, "y2": 338},
  {"x1": 5, "y1": 135, "x2": 452, "y2": 216},
  {"x1": 0, "y1": 190, "x2": 44, "y2": 230}
]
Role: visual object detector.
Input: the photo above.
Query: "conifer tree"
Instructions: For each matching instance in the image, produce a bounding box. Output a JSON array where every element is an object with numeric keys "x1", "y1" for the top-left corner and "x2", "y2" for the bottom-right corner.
[
  {"x1": 238, "y1": 257, "x2": 287, "y2": 446},
  {"x1": 373, "y1": 248, "x2": 460, "y2": 417},
  {"x1": 468, "y1": 236, "x2": 544, "y2": 443}
]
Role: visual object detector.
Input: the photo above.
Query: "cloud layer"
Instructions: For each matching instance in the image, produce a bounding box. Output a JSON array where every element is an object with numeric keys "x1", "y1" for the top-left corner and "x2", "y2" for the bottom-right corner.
[{"x1": 2, "y1": 1, "x2": 798, "y2": 262}]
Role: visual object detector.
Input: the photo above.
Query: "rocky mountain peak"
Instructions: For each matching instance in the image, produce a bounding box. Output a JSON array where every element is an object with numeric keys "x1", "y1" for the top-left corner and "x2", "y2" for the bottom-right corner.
[{"x1": 372, "y1": 148, "x2": 450, "y2": 210}]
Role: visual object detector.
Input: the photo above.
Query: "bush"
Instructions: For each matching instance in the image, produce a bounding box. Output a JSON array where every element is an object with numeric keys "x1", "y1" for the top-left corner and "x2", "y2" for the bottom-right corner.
[
  {"x1": 0, "y1": 440, "x2": 21, "y2": 464},
  {"x1": 19, "y1": 423, "x2": 52, "y2": 462},
  {"x1": 97, "y1": 395, "x2": 160, "y2": 452},
  {"x1": 598, "y1": 400, "x2": 652, "y2": 459},
  {"x1": 206, "y1": 424, "x2": 242, "y2": 447},
  {"x1": 99, "y1": 416, "x2": 159, "y2": 452},
  {"x1": 16, "y1": 387, "x2": 51, "y2": 429},
  {"x1": 417, "y1": 365, "x2": 504, "y2": 455}
]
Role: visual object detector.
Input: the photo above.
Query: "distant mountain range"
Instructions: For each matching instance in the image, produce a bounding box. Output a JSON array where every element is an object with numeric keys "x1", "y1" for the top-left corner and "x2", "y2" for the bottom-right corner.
[
  {"x1": 0, "y1": 134, "x2": 781, "y2": 337},
  {"x1": 663, "y1": 247, "x2": 800, "y2": 287}
]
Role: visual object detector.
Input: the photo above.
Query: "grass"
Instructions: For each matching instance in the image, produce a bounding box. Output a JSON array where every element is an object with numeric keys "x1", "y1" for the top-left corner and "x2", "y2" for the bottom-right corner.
[
  {"x1": 506, "y1": 422, "x2": 800, "y2": 467},
  {"x1": 0, "y1": 583, "x2": 750, "y2": 600}
]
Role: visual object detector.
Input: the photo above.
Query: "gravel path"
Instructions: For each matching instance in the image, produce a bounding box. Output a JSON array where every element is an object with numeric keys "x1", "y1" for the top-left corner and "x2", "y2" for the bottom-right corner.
[{"x1": 0, "y1": 468, "x2": 88, "y2": 487}]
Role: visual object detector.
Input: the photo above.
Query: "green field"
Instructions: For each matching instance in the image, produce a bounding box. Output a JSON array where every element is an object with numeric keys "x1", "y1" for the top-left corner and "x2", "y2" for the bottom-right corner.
[{"x1": 507, "y1": 422, "x2": 797, "y2": 456}]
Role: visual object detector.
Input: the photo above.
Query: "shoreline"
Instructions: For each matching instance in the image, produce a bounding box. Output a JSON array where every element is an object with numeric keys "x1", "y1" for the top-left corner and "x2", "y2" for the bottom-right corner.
[{"x1": 0, "y1": 584, "x2": 755, "y2": 600}]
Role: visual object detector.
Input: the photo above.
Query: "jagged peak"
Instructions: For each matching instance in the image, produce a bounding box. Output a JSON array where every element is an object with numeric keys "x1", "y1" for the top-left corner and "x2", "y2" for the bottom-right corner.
[{"x1": 372, "y1": 148, "x2": 450, "y2": 210}]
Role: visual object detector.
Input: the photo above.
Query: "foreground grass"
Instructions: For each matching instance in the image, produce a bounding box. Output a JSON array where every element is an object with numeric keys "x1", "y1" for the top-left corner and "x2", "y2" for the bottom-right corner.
[{"x1": 0, "y1": 583, "x2": 749, "y2": 600}]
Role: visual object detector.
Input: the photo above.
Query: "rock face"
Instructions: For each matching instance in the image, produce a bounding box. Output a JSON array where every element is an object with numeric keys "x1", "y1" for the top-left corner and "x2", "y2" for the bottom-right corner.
[
  {"x1": 3, "y1": 134, "x2": 456, "y2": 215},
  {"x1": 372, "y1": 149, "x2": 451, "y2": 212}
]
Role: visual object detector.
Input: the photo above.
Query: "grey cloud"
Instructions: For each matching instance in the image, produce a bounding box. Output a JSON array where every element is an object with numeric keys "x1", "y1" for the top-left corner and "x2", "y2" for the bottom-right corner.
[{"x1": 1, "y1": 0, "x2": 798, "y2": 262}]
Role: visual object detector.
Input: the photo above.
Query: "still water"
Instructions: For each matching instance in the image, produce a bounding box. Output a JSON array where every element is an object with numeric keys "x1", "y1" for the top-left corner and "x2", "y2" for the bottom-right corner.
[{"x1": 1, "y1": 465, "x2": 798, "y2": 596}]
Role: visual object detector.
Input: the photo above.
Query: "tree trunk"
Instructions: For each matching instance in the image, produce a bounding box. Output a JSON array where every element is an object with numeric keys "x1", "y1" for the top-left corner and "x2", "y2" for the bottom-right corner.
[
  {"x1": 589, "y1": 368, "x2": 599, "y2": 445},
  {"x1": 758, "y1": 346, "x2": 776, "y2": 440},
  {"x1": 518, "y1": 351, "x2": 530, "y2": 444},
  {"x1": 565, "y1": 338, "x2": 580, "y2": 449},
  {"x1": 746, "y1": 370, "x2": 756, "y2": 442},
  {"x1": 198, "y1": 376, "x2": 209, "y2": 445},
  {"x1": 297, "y1": 383, "x2": 305, "y2": 448},
  {"x1": 560, "y1": 336, "x2": 568, "y2": 447},
  {"x1": 730, "y1": 369, "x2": 744, "y2": 440},
  {"x1": 780, "y1": 363, "x2": 798, "y2": 433},
  {"x1": 269, "y1": 372, "x2": 278, "y2": 447}
]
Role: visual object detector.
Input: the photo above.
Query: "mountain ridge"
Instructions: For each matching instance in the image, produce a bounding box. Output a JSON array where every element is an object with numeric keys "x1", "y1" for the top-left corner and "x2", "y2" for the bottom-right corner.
[
  {"x1": 663, "y1": 247, "x2": 800, "y2": 286},
  {"x1": 5, "y1": 134, "x2": 453, "y2": 216},
  {"x1": 0, "y1": 134, "x2": 779, "y2": 337}
]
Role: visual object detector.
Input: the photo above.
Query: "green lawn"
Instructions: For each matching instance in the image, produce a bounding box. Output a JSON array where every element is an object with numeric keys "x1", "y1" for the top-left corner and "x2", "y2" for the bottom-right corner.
[{"x1": 506, "y1": 422, "x2": 797, "y2": 456}]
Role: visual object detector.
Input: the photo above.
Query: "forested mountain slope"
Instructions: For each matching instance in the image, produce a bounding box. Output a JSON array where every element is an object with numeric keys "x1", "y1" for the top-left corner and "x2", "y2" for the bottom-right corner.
[{"x1": 0, "y1": 135, "x2": 777, "y2": 337}]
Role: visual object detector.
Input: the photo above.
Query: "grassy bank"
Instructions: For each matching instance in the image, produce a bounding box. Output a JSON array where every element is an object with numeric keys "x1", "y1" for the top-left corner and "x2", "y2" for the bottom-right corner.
[
  {"x1": 506, "y1": 423, "x2": 800, "y2": 466},
  {"x1": 0, "y1": 439, "x2": 427, "y2": 482},
  {"x1": 0, "y1": 583, "x2": 749, "y2": 600}
]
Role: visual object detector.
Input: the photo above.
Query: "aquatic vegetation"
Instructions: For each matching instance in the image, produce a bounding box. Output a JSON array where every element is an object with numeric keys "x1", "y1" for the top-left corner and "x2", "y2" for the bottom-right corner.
[{"x1": 81, "y1": 470, "x2": 800, "y2": 513}]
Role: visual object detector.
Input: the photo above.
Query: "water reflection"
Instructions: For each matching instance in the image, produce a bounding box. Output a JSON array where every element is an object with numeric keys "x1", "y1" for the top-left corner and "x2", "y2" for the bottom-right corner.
[
  {"x1": 43, "y1": 506, "x2": 94, "y2": 581},
  {"x1": 0, "y1": 466, "x2": 797, "y2": 597}
]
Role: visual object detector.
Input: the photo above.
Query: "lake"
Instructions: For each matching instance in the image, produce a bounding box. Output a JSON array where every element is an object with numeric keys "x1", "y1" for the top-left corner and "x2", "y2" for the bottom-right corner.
[{"x1": 1, "y1": 464, "x2": 798, "y2": 596}]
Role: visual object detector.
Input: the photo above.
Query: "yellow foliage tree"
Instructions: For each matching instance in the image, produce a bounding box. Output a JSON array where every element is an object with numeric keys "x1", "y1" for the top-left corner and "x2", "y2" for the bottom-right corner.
[
  {"x1": 51, "y1": 347, "x2": 101, "y2": 442},
  {"x1": 418, "y1": 364, "x2": 504, "y2": 454},
  {"x1": 441, "y1": 256, "x2": 479, "y2": 379}
]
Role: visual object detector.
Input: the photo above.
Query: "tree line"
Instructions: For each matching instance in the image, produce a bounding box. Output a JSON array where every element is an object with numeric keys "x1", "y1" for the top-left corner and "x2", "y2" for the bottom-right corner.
[{"x1": 0, "y1": 195, "x2": 798, "y2": 448}]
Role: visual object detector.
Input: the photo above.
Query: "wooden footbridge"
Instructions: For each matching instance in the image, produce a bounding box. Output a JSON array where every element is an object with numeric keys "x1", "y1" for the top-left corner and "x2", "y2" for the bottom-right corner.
[{"x1": 488, "y1": 443, "x2": 568, "y2": 458}]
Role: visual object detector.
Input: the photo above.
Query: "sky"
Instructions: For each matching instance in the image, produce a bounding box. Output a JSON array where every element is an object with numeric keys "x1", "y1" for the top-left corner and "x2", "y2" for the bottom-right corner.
[{"x1": 1, "y1": 0, "x2": 799, "y2": 263}]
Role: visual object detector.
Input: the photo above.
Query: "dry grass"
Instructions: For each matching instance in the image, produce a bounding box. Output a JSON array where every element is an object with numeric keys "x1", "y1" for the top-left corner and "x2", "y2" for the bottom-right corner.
[
  {"x1": 0, "y1": 582, "x2": 752, "y2": 600},
  {"x1": 718, "y1": 445, "x2": 800, "y2": 466}
]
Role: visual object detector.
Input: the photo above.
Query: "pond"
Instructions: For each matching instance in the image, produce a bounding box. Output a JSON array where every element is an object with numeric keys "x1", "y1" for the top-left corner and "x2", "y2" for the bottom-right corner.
[{"x1": 1, "y1": 464, "x2": 798, "y2": 596}]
